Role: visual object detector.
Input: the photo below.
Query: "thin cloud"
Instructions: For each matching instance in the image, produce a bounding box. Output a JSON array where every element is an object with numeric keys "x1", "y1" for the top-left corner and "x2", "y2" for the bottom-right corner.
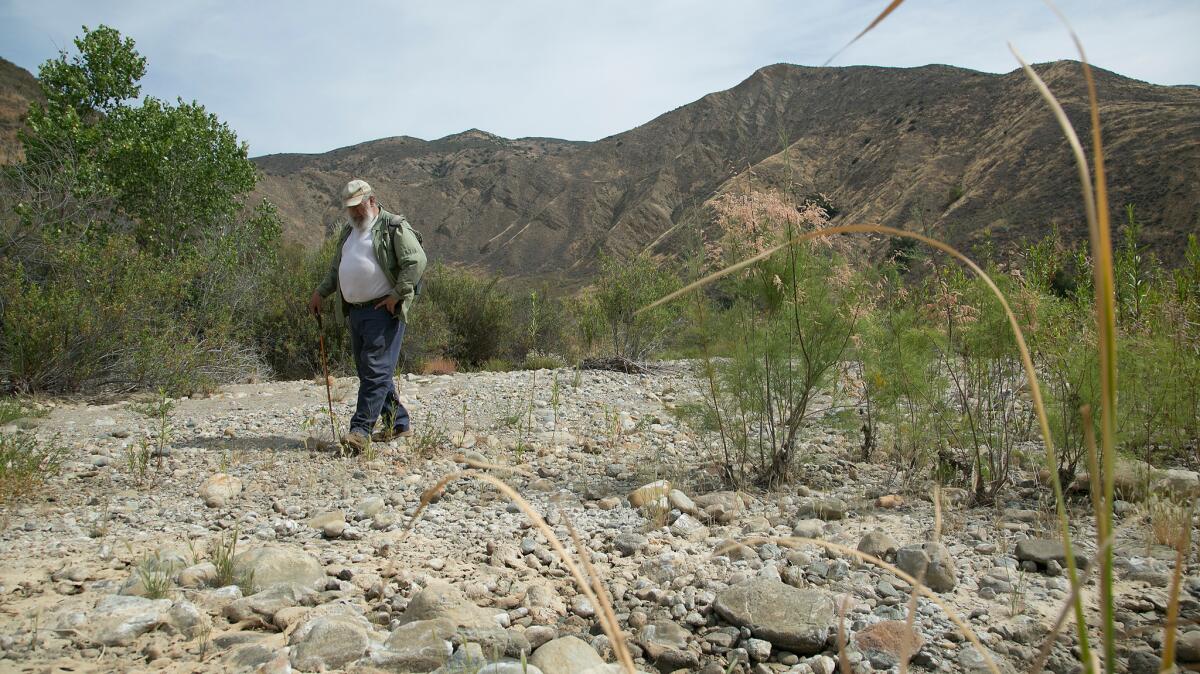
[{"x1": 1, "y1": 0, "x2": 1196, "y2": 156}]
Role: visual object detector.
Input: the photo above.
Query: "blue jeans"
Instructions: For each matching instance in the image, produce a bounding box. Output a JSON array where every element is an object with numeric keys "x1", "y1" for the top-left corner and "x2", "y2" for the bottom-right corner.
[{"x1": 347, "y1": 305, "x2": 410, "y2": 435}]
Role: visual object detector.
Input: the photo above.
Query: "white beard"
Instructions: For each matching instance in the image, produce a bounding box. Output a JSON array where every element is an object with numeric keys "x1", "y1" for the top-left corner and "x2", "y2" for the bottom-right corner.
[{"x1": 352, "y1": 205, "x2": 376, "y2": 229}]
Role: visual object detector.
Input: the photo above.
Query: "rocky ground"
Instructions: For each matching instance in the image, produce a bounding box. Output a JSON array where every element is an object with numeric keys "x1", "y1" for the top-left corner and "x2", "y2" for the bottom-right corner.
[{"x1": 0, "y1": 363, "x2": 1192, "y2": 673}]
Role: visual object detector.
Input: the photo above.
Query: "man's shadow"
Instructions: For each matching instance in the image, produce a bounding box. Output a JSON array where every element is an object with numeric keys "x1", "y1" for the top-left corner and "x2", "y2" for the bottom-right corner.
[{"x1": 184, "y1": 434, "x2": 310, "y2": 453}]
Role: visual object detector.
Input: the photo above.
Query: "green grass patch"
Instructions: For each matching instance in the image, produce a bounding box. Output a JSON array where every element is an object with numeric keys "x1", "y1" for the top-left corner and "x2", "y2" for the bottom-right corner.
[{"x1": 0, "y1": 431, "x2": 66, "y2": 503}]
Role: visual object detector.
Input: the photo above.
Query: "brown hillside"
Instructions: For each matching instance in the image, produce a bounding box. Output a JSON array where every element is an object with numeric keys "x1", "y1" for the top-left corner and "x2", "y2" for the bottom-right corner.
[
  {"x1": 1, "y1": 56, "x2": 1195, "y2": 273},
  {"x1": 252, "y1": 62, "x2": 1200, "y2": 276},
  {"x1": 0, "y1": 57, "x2": 43, "y2": 164}
]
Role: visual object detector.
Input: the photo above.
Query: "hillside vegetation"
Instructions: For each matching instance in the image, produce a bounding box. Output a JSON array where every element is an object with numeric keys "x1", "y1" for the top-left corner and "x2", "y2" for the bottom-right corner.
[{"x1": 249, "y1": 62, "x2": 1200, "y2": 278}]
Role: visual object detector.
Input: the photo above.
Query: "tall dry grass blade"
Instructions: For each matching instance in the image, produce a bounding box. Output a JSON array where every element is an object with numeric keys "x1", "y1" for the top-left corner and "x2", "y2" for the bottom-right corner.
[
  {"x1": 1082, "y1": 406, "x2": 1101, "y2": 511},
  {"x1": 1040, "y1": 5, "x2": 1117, "y2": 330},
  {"x1": 399, "y1": 459, "x2": 531, "y2": 540},
  {"x1": 561, "y1": 508, "x2": 636, "y2": 670},
  {"x1": 725, "y1": 536, "x2": 1002, "y2": 674},
  {"x1": 1161, "y1": 501, "x2": 1194, "y2": 672},
  {"x1": 1060, "y1": 22, "x2": 1119, "y2": 672},
  {"x1": 901, "y1": 578, "x2": 920, "y2": 674},
  {"x1": 398, "y1": 473, "x2": 461, "y2": 542},
  {"x1": 1079, "y1": 403, "x2": 1110, "y2": 669},
  {"x1": 454, "y1": 454, "x2": 532, "y2": 476},
  {"x1": 401, "y1": 471, "x2": 637, "y2": 674},
  {"x1": 933, "y1": 483, "x2": 943, "y2": 543},
  {"x1": 1081, "y1": 401, "x2": 1104, "y2": 659},
  {"x1": 1030, "y1": 521, "x2": 1133, "y2": 674},
  {"x1": 1009, "y1": 46, "x2": 1102, "y2": 670},
  {"x1": 1038, "y1": 9, "x2": 1121, "y2": 665},
  {"x1": 837, "y1": 596, "x2": 851, "y2": 674},
  {"x1": 824, "y1": 0, "x2": 907, "y2": 66}
]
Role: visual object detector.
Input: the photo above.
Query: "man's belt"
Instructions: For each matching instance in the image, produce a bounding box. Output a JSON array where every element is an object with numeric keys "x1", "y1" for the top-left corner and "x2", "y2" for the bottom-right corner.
[{"x1": 346, "y1": 295, "x2": 389, "y2": 309}]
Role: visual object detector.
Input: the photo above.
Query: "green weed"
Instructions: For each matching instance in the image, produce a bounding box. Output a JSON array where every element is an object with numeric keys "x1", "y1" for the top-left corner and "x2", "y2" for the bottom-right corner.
[
  {"x1": 210, "y1": 526, "x2": 253, "y2": 593},
  {"x1": 135, "y1": 552, "x2": 177, "y2": 599},
  {"x1": 124, "y1": 437, "x2": 154, "y2": 485},
  {"x1": 0, "y1": 431, "x2": 65, "y2": 503},
  {"x1": 0, "y1": 398, "x2": 46, "y2": 426},
  {"x1": 129, "y1": 388, "x2": 174, "y2": 471}
]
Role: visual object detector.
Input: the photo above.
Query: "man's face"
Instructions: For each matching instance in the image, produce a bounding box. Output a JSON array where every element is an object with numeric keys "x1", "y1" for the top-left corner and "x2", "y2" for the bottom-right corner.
[{"x1": 348, "y1": 196, "x2": 375, "y2": 223}]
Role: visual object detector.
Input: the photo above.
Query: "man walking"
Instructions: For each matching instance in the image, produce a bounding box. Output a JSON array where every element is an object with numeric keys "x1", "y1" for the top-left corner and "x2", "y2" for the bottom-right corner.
[{"x1": 308, "y1": 179, "x2": 427, "y2": 452}]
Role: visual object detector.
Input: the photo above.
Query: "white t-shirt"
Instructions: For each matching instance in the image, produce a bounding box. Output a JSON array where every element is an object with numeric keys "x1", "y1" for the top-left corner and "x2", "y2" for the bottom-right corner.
[{"x1": 338, "y1": 215, "x2": 393, "y2": 303}]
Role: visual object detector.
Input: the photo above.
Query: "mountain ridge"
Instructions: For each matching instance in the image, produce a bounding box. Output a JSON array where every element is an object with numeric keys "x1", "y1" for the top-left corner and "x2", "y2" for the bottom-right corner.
[
  {"x1": 248, "y1": 60, "x2": 1199, "y2": 277},
  {"x1": 2, "y1": 57, "x2": 1196, "y2": 277}
]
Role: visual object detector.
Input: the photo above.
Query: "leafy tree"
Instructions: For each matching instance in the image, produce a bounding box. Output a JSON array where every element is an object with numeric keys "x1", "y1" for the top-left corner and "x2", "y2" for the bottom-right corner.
[
  {"x1": 102, "y1": 97, "x2": 257, "y2": 252},
  {"x1": 2, "y1": 25, "x2": 280, "y2": 394},
  {"x1": 20, "y1": 24, "x2": 259, "y2": 253},
  {"x1": 35, "y1": 25, "x2": 145, "y2": 117},
  {"x1": 20, "y1": 26, "x2": 145, "y2": 214}
]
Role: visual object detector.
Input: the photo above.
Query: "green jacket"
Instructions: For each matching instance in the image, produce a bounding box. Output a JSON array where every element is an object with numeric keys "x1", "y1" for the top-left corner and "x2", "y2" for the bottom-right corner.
[{"x1": 315, "y1": 208, "x2": 427, "y2": 323}]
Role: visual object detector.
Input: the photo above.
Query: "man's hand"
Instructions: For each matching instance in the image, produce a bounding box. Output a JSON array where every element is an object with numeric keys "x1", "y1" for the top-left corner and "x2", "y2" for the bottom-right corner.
[
  {"x1": 374, "y1": 296, "x2": 399, "y2": 315},
  {"x1": 308, "y1": 291, "x2": 323, "y2": 315}
]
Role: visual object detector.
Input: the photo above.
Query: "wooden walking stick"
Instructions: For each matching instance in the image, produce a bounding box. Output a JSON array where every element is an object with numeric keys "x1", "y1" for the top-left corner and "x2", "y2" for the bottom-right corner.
[{"x1": 315, "y1": 310, "x2": 339, "y2": 445}]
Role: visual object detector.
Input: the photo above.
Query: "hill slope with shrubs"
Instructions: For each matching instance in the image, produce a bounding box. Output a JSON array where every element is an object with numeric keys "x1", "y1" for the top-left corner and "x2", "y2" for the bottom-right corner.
[{"x1": 248, "y1": 62, "x2": 1200, "y2": 277}]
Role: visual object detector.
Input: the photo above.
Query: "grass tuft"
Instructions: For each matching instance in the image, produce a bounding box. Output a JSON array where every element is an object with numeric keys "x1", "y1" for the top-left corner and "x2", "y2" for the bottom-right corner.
[
  {"x1": 0, "y1": 398, "x2": 47, "y2": 426},
  {"x1": 210, "y1": 526, "x2": 253, "y2": 593},
  {"x1": 1147, "y1": 496, "x2": 1192, "y2": 550},
  {"x1": 0, "y1": 431, "x2": 66, "y2": 503},
  {"x1": 521, "y1": 351, "x2": 567, "y2": 371},
  {"x1": 420, "y1": 356, "x2": 458, "y2": 375},
  {"x1": 136, "y1": 553, "x2": 177, "y2": 600}
]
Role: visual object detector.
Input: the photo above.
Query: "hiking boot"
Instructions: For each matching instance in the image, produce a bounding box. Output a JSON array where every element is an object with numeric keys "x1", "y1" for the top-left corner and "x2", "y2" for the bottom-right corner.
[
  {"x1": 372, "y1": 426, "x2": 413, "y2": 443},
  {"x1": 341, "y1": 430, "x2": 370, "y2": 454}
]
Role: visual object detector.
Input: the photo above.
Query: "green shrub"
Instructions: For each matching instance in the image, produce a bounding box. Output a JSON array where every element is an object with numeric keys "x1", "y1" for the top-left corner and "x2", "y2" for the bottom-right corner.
[
  {"x1": 210, "y1": 526, "x2": 254, "y2": 593},
  {"x1": 521, "y1": 351, "x2": 567, "y2": 371},
  {"x1": 575, "y1": 254, "x2": 682, "y2": 360},
  {"x1": 480, "y1": 357, "x2": 513, "y2": 372},
  {"x1": 1114, "y1": 206, "x2": 1154, "y2": 325},
  {"x1": 855, "y1": 299, "x2": 944, "y2": 477},
  {"x1": 400, "y1": 286, "x2": 455, "y2": 372},
  {"x1": 0, "y1": 234, "x2": 266, "y2": 395},
  {"x1": 1031, "y1": 293, "x2": 1100, "y2": 486},
  {"x1": 136, "y1": 553, "x2": 179, "y2": 599},
  {"x1": 0, "y1": 431, "x2": 66, "y2": 503},
  {"x1": 693, "y1": 240, "x2": 861, "y2": 488},
  {"x1": 0, "y1": 398, "x2": 45, "y2": 426},
  {"x1": 512, "y1": 288, "x2": 572, "y2": 363},
  {"x1": 420, "y1": 264, "x2": 517, "y2": 367},
  {"x1": 254, "y1": 240, "x2": 353, "y2": 380},
  {"x1": 1118, "y1": 305, "x2": 1200, "y2": 464},
  {"x1": 929, "y1": 267, "x2": 1038, "y2": 500},
  {"x1": 1173, "y1": 234, "x2": 1200, "y2": 308}
]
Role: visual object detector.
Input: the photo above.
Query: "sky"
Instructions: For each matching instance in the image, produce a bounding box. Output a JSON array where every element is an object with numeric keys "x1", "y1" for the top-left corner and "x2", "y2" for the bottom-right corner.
[{"x1": 2, "y1": 1, "x2": 1197, "y2": 157}]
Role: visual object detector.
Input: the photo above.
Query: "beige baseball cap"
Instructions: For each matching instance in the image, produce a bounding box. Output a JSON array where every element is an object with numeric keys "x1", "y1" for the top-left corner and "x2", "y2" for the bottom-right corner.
[{"x1": 341, "y1": 179, "x2": 373, "y2": 207}]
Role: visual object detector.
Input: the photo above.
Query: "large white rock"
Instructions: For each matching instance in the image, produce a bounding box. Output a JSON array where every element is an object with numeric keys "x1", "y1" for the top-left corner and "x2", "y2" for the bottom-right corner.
[
  {"x1": 628, "y1": 480, "x2": 671, "y2": 508},
  {"x1": 234, "y1": 545, "x2": 326, "y2": 593},
  {"x1": 87, "y1": 595, "x2": 172, "y2": 646},
  {"x1": 530, "y1": 635, "x2": 606, "y2": 674},
  {"x1": 712, "y1": 579, "x2": 834, "y2": 655},
  {"x1": 198, "y1": 473, "x2": 242, "y2": 507}
]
